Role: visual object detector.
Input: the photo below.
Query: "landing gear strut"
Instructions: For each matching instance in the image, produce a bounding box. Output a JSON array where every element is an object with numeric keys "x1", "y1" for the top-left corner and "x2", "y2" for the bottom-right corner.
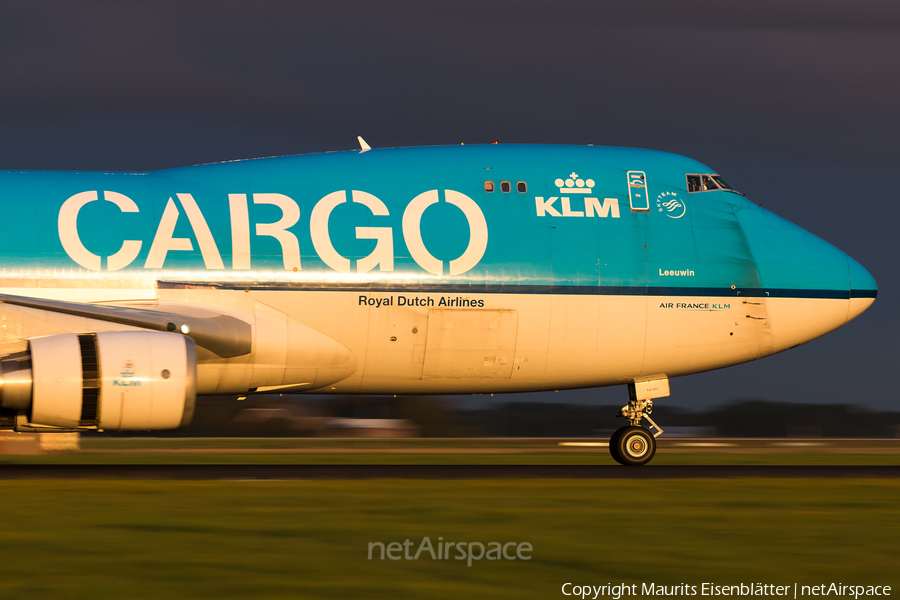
[{"x1": 609, "y1": 379, "x2": 667, "y2": 466}]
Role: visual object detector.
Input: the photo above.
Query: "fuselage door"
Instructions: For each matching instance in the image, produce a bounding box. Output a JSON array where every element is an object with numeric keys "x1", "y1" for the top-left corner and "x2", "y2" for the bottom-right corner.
[
  {"x1": 627, "y1": 170, "x2": 650, "y2": 212},
  {"x1": 421, "y1": 309, "x2": 518, "y2": 380}
]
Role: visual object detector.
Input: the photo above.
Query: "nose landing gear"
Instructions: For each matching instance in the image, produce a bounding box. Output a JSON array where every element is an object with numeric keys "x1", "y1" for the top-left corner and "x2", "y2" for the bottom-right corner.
[{"x1": 609, "y1": 378, "x2": 668, "y2": 466}]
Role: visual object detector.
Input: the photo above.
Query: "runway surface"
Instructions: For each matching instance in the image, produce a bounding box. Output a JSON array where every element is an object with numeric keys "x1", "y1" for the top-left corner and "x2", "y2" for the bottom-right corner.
[{"x1": 0, "y1": 464, "x2": 898, "y2": 479}]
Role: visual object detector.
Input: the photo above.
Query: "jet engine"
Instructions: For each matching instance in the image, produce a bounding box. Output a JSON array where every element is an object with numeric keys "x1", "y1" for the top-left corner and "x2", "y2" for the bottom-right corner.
[{"x1": 0, "y1": 331, "x2": 196, "y2": 431}]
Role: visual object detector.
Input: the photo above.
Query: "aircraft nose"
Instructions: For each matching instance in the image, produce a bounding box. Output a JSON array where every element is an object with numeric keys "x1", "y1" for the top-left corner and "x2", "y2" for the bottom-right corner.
[
  {"x1": 734, "y1": 206, "x2": 874, "y2": 353},
  {"x1": 847, "y1": 255, "x2": 877, "y2": 323}
]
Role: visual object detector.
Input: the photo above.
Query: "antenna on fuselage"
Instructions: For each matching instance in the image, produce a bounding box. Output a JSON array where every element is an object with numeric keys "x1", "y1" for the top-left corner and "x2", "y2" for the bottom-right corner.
[{"x1": 357, "y1": 136, "x2": 371, "y2": 153}]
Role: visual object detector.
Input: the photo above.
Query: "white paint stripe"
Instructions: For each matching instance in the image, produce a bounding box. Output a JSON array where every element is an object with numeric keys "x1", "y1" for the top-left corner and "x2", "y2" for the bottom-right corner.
[{"x1": 558, "y1": 442, "x2": 609, "y2": 447}]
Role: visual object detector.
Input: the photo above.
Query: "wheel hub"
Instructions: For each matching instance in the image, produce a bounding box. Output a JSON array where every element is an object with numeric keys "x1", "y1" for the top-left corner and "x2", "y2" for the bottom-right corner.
[{"x1": 626, "y1": 435, "x2": 648, "y2": 458}]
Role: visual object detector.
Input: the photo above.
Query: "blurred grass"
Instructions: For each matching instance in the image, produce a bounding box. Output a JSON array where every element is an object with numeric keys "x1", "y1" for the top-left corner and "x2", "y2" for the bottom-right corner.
[{"x1": 0, "y1": 478, "x2": 897, "y2": 599}]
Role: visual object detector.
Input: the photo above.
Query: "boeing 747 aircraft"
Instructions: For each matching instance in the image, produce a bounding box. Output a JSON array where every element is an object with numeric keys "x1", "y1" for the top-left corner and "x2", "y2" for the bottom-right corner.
[{"x1": 0, "y1": 143, "x2": 876, "y2": 465}]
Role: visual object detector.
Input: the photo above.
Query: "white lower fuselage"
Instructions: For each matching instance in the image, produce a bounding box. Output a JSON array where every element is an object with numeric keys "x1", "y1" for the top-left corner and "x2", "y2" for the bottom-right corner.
[{"x1": 0, "y1": 278, "x2": 869, "y2": 397}]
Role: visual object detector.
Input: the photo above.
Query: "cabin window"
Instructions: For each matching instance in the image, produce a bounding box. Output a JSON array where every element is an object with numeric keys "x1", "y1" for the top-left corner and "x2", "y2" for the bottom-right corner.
[
  {"x1": 517, "y1": 181, "x2": 527, "y2": 193},
  {"x1": 500, "y1": 181, "x2": 511, "y2": 193},
  {"x1": 484, "y1": 181, "x2": 494, "y2": 193},
  {"x1": 686, "y1": 174, "x2": 702, "y2": 193}
]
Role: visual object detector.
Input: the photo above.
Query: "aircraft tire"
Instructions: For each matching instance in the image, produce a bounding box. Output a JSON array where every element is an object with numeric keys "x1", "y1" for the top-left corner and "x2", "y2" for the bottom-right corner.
[
  {"x1": 612, "y1": 426, "x2": 656, "y2": 466},
  {"x1": 608, "y1": 427, "x2": 627, "y2": 464}
]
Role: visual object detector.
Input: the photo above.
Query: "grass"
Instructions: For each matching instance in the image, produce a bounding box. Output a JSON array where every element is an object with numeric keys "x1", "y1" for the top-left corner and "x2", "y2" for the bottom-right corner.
[{"x1": 0, "y1": 478, "x2": 897, "y2": 599}]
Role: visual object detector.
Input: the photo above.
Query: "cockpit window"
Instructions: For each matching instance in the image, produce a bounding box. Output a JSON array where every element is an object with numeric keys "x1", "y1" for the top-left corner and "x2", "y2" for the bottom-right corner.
[
  {"x1": 710, "y1": 175, "x2": 735, "y2": 191},
  {"x1": 702, "y1": 175, "x2": 719, "y2": 191},
  {"x1": 686, "y1": 173, "x2": 742, "y2": 195}
]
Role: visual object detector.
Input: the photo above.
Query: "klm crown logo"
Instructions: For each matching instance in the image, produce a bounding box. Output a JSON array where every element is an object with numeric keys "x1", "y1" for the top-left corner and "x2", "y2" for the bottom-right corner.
[
  {"x1": 113, "y1": 359, "x2": 142, "y2": 387},
  {"x1": 554, "y1": 173, "x2": 595, "y2": 194},
  {"x1": 535, "y1": 171, "x2": 620, "y2": 219}
]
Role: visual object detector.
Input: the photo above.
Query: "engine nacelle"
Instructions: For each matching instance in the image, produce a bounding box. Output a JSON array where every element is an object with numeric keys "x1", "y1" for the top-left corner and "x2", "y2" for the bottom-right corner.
[{"x1": 0, "y1": 331, "x2": 196, "y2": 431}]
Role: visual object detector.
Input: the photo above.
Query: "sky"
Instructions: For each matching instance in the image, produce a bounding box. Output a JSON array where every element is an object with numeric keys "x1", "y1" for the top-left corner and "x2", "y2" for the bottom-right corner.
[{"x1": 0, "y1": 1, "x2": 897, "y2": 410}]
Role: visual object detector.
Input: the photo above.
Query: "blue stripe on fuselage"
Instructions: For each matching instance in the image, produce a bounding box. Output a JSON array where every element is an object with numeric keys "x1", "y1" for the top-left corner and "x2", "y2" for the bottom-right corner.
[{"x1": 157, "y1": 280, "x2": 860, "y2": 300}]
